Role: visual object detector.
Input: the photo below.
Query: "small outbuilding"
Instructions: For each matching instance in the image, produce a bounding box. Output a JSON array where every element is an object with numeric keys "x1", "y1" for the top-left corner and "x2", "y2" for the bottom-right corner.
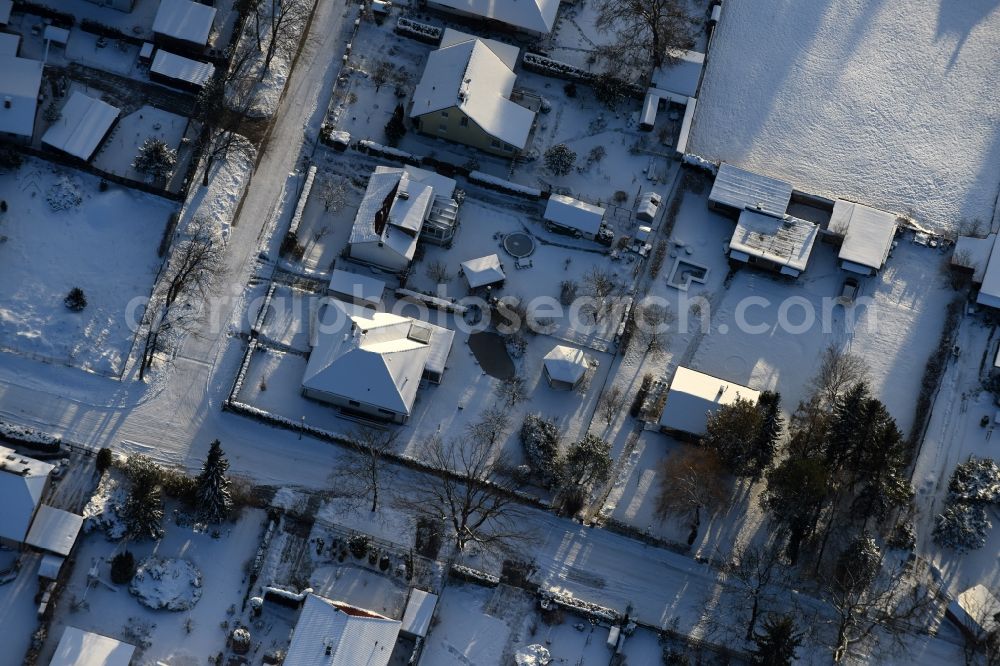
[
  {"x1": 400, "y1": 588, "x2": 438, "y2": 639},
  {"x1": 152, "y1": 0, "x2": 217, "y2": 49},
  {"x1": 328, "y1": 268, "x2": 385, "y2": 307},
  {"x1": 0, "y1": 55, "x2": 43, "y2": 139},
  {"x1": 728, "y1": 209, "x2": 818, "y2": 278},
  {"x1": 149, "y1": 50, "x2": 214, "y2": 90},
  {"x1": 50, "y1": 626, "x2": 136, "y2": 666},
  {"x1": 42, "y1": 91, "x2": 120, "y2": 162},
  {"x1": 543, "y1": 345, "x2": 589, "y2": 390},
  {"x1": 709, "y1": 163, "x2": 792, "y2": 219},
  {"x1": 827, "y1": 200, "x2": 897, "y2": 275},
  {"x1": 461, "y1": 254, "x2": 506, "y2": 290},
  {"x1": 659, "y1": 366, "x2": 760, "y2": 439},
  {"x1": 544, "y1": 194, "x2": 605, "y2": 240},
  {"x1": 25, "y1": 504, "x2": 83, "y2": 557},
  {"x1": 947, "y1": 584, "x2": 1000, "y2": 640}
]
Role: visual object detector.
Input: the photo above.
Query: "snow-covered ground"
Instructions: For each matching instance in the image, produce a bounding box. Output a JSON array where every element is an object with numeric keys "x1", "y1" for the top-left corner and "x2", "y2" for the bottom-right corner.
[
  {"x1": 0, "y1": 159, "x2": 174, "y2": 375},
  {"x1": 92, "y1": 105, "x2": 191, "y2": 182},
  {"x1": 689, "y1": 0, "x2": 1000, "y2": 233}
]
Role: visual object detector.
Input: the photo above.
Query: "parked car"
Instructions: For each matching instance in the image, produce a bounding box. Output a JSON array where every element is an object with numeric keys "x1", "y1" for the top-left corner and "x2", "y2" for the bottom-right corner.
[{"x1": 840, "y1": 277, "x2": 860, "y2": 302}]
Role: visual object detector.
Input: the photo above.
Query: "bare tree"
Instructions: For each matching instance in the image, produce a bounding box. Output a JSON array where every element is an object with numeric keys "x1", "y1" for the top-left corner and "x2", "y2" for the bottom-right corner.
[
  {"x1": 495, "y1": 375, "x2": 528, "y2": 409},
  {"x1": 465, "y1": 404, "x2": 511, "y2": 450},
  {"x1": 409, "y1": 433, "x2": 526, "y2": 554},
  {"x1": 425, "y1": 259, "x2": 453, "y2": 285},
  {"x1": 724, "y1": 542, "x2": 787, "y2": 641},
  {"x1": 594, "y1": 0, "x2": 699, "y2": 74},
  {"x1": 810, "y1": 345, "x2": 868, "y2": 408},
  {"x1": 655, "y1": 447, "x2": 728, "y2": 545},
  {"x1": 195, "y1": 74, "x2": 258, "y2": 186},
  {"x1": 632, "y1": 301, "x2": 672, "y2": 357},
  {"x1": 317, "y1": 174, "x2": 349, "y2": 212},
  {"x1": 262, "y1": 0, "x2": 309, "y2": 73},
  {"x1": 582, "y1": 266, "x2": 621, "y2": 322},
  {"x1": 330, "y1": 427, "x2": 398, "y2": 512},
  {"x1": 598, "y1": 384, "x2": 626, "y2": 425},
  {"x1": 370, "y1": 59, "x2": 392, "y2": 92}
]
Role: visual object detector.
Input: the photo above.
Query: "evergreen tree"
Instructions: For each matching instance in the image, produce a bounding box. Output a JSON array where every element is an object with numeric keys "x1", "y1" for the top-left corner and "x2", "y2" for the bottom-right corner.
[
  {"x1": 835, "y1": 532, "x2": 881, "y2": 592},
  {"x1": 196, "y1": 439, "x2": 233, "y2": 523},
  {"x1": 560, "y1": 433, "x2": 612, "y2": 487},
  {"x1": 702, "y1": 396, "x2": 773, "y2": 477},
  {"x1": 384, "y1": 104, "x2": 407, "y2": 147},
  {"x1": 544, "y1": 143, "x2": 577, "y2": 175},
  {"x1": 763, "y1": 455, "x2": 828, "y2": 563},
  {"x1": 132, "y1": 137, "x2": 177, "y2": 181},
  {"x1": 124, "y1": 465, "x2": 164, "y2": 541},
  {"x1": 749, "y1": 391, "x2": 783, "y2": 479},
  {"x1": 751, "y1": 614, "x2": 803, "y2": 666},
  {"x1": 110, "y1": 550, "x2": 135, "y2": 584}
]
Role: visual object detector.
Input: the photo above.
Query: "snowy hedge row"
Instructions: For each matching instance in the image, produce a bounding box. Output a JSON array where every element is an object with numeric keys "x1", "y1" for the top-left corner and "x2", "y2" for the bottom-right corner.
[
  {"x1": 449, "y1": 564, "x2": 500, "y2": 587},
  {"x1": 358, "y1": 140, "x2": 417, "y2": 164},
  {"x1": 522, "y1": 53, "x2": 594, "y2": 82},
  {"x1": 467, "y1": 171, "x2": 542, "y2": 199},
  {"x1": 0, "y1": 420, "x2": 61, "y2": 449},
  {"x1": 540, "y1": 590, "x2": 618, "y2": 623},
  {"x1": 228, "y1": 340, "x2": 259, "y2": 402},
  {"x1": 394, "y1": 17, "x2": 442, "y2": 44},
  {"x1": 287, "y1": 165, "x2": 317, "y2": 239},
  {"x1": 682, "y1": 153, "x2": 719, "y2": 174}
]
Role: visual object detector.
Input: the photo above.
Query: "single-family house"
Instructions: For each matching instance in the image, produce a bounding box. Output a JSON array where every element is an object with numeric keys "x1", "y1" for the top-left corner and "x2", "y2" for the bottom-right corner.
[
  {"x1": 42, "y1": 92, "x2": 121, "y2": 162},
  {"x1": 708, "y1": 163, "x2": 793, "y2": 219},
  {"x1": 425, "y1": 0, "x2": 560, "y2": 35},
  {"x1": 0, "y1": 446, "x2": 53, "y2": 547},
  {"x1": 302, "y1": 301, "x2": 454, "y2": 423},
  {"x1": 543, "y1": 345, "x2": 589, "y2": 390},
  {"x1": 50, "y1": 627, "x2": 136, "y2": 666},
  {"x1": 149, "y1": 50, "x2": 215, "y2": 91},
  {"x1": 543, "y1": 194, "x2": 606, "y2": 240},
  {"x1": 0, "y1": 55, "x2": 43, "y2": 140},
  {"x1": 410, "y1": 29, "x2": 535, "y2": 157},
  {"x1": 728, "y1": 209, "x2": 819, "y2": 278},
  {"x1": 152, "y1": 0, "x2": 216, "y2": 49},
  {"x1": 460, "y1": 254, "x2": 505, "y2": 291},
  {"x1": 826, "y1": 199, "x2": 897, "y2": 275},
  {"x1": 284, "y1": 593, "x2": 401, "y2": 666},
  {"x1": 659, "y1": 367, "x2": 760, "y2": 440},
  {"x1": 348, "y1": 165, "x2": 458, "y2": 271}
]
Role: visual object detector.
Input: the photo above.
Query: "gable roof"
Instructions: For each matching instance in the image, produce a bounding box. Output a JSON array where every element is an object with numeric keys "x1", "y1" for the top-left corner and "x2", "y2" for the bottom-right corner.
[
  {"x1": 0, "y1": 445, "x2": 52, "y2": 542},
  {"x1": 284, "y1": 594, "x2": 401, "y2": 666},
  {"x1": 328, "y1": 269, "x2": 386, "y2": 306},
  {"x1": 659, "y1": 367, "x2": 760, "y2": 436},
  {"x1": 153, "y1": 0, "x2": 217, "y2": 45},
  {"x1": 0, "y1": 55, "x2": 43, "y2": 137},
  {"x1": 50, "y1": 627, "x2": 136, "y2": 666},
  {"x1": 429, "y1": 0, "x2": 560, "y2": 33},
  {"x1": 150, "y1": 50, "x2": 215, "y2": 87},
  {"x1": 730, "y1": 209, "x2": 818, "y2": 274},
  {"x1": 303, "y1": 301, "x2": 454, "y2": 415},
  {"x1": 25, "y1": 504, "x2": 83, "y2": 556},
  {"x1": 349, "y1": 168, "x2": 433, "y2": 264},
  {"x1": 829, "y1": 199, "x2": 897, "y2": 271},
  {"x1": 461, "y1": 254, "x2": 505, "y2": 288},
  {"x1": 543, "y1": 345, "x2": 589, "y2": 385},
  {"x1": 42, "y1": 91, "x2": 120, "y2": 161},
  {"x1": 710, "y1": 163, "x2": 793, "y2": 217},
  {"x1": 410, "y1": 35, "x2": 535, "y2": 149}
]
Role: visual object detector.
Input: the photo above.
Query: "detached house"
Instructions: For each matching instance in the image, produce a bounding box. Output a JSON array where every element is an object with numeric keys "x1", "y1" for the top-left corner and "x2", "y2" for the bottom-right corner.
[
  {"x1": 425, "y1": 0, "x2": 560, "y2": 35},
  {"x1": 410, "y1": 29, "x2": 535, "y2": 157}
]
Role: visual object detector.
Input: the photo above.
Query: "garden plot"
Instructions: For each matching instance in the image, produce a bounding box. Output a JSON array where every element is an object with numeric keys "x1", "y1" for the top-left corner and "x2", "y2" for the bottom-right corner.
[
  {"x1": 0, "y1": 159, "x2": 173, "y2": 375},
  {"x1": 287, "y1": 168, "x2": 366, "y2": 275},
  {"x1": 689, "y1": 0, "x2": 1000, "y2": 234},
  {"x1": 40, "y1": 509, "x2": 267, "y2": 665},
  {"x1": 92, "y1": 105, "x2": 190, "y2": 182}
]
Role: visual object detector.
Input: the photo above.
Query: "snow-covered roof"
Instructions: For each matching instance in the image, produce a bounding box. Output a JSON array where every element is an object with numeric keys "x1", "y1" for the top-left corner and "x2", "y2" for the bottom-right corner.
[
  {"x1": 659, "y1": 367, "x2": 760, "y2": 436},
  {"x1": 543, "y1": 345, "x2": 589, "y2": 385},
  {"x1": 39, "y1": 552, "x2": 65, "y2": 579},
  {"x1": 25, "y1": 504, "x2": 82, "y2": 556},
  {"x1": 328, "y1": 269, "x2": 385, "y2": 306},
  {"x1": 0, "y1": 55, "x2": 43, "y2": 138},
  {"x1": 544, "y1": 194, "x2": 606, "y2": 237},
  {"x1": 0, "y1": 0, "x2": 12, "y2": 25},
  {"x1": 0, "y1": 445, "x2": 52, "y2": 543},
  {"x1": 709, "y1": 163, "x2": 792, "y2": 217},
  {"x1": 953, "y1": 233, "x2": 994, "y2": 284},
  {"x1": 50, "y1": 626, "x2": 136, "y2": 666},
  {"x1": 440, "y1": 28, "x2": 519, "y2": 69},
  {"x1": 150, "y1": 50, "x2": 215, "y2": 87},
  {"x1": 284, "y1": 593, "x2": 401, "y2": 666},
  {"x1": 303, "y1": 301, "x2": 454, "y2": 416},
  {"x1": 42, "y1": 91, "x2": 120, "y2": 161},
  {"x1": 153, "y1": 0, "x2": 217, "y2": 45},
  {"x1": 0, "y1": 32, "x2": 19, "y2": 56},
  {"x1": 461, "y1": 254, "x2": 505, "y2": 289},
  {"x1": 410, "y1": 34, "x2": 535, "y2": 149},
  {"x1": 401, "y1": 589, "x2": 437, "y2": 638},
  {"x1": 429, "y1": 0, "x2": 559, "y2": 33},
  {"x1": 730, "y1": 209, "x2": 818, "y2": 275},
  {"x1": 44, "y1": 25, "x2": 70, "y2": 44},
  {"x1": 977, "y1": 234, "x2": 1000, "y2": 309},
  {"x1": 829, "y1": 200, "x2": 897, "y2": 271},
  {"x1": 651, "y1": 49, "x2": 705, "y2": 99},
  {"x1": 949, "y1": 585, "x2": 1000, "y2": 637}
]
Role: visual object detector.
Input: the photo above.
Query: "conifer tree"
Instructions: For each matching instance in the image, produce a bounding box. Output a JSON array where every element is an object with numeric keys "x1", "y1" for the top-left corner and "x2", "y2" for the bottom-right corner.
[
  {"x1": 751, "y1": 614, "x2": 803, "y2": 666},
  {"x1": 196, "y1": 439, "x2": 233, "y2": 523}
]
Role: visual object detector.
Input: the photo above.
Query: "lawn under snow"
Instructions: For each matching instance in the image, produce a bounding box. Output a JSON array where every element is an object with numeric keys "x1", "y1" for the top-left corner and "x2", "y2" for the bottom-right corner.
[
  {"x1": 0, "y1": 159, "x2": 174, "y2": 375},
  {"x1": 689, "y1": 0, "x2": 1000, "y2": 233}
]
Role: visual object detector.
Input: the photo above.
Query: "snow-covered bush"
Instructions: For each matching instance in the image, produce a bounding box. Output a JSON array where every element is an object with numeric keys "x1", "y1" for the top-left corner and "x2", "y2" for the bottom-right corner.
[
  {"x1": 130, "y1": 556, "x2": 203, "y2": 611},
  {"x1": 64, "y1": 287, "x2": 87, "y2": 311},
  {"x1": 544, "y1": 144, "x2": 577, "y2": 176},
  {"x1": 83, "y1": 471, "x2": 128, "y2": 539},
  {"x1": 520, "y1": 414, "x2": 561, "y2": 485},
  {"x1": 948, "y1": 457, "x2": 1000, "y2": 504},
  {"x1": 394, "y1": 17, "x2": 442, "y2": 43},
  {"x1": 933, "y1": 502, "x2": 990, "y2": 553},
  {"x1": 132, "y1": 137, "x2": 177, "y2": 182},
  {"x1": 46, "y1": 176, "x2": 82, "y2": 211}
]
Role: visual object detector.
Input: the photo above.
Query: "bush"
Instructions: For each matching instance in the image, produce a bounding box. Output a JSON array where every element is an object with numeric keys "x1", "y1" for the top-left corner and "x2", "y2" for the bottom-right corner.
[
  {"x1": 64, "y1": 287, "x2": 87, "y2": 311},
  {"x1": 96, "y1": 447, "x2": 113, "y2": 473},
  {"x1": 348, "y1": 534, "x2": 370, "y2": 559},
  {"x1": 110, "y1": 550, "x2": 135, "y2": 584},
  {"x1": 384, "y1": 104, "x2": 407, "y2": 147},
  {"x1": 563, "y1": 82, "x2": 577, "y2": 98},
  {"x1": 544, "y1": 144, "x2": 577, "y2": 176},
  {"x1": 161, "y1": 469, "x2": 197, "y2": 507}
]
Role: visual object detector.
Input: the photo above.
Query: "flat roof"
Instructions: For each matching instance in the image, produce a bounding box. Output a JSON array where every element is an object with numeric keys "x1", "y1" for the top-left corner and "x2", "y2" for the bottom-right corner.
[
  {"x1": 651, "y1": 49, "x2": 705, "y2": 99},
  {"x1": 544, "y1": 194, "x2": 605, "y2": 236},
  {"x1": 659, "y1": 366, "x2": 760, "y2": 436},
  {"x1": 730, "y1": 209, "x2": 818, "y2": 274},
  {"x1": 153, "y1": 0, "x2": 217, "y2": 45},
  {"x1": 0, "y1": 32, "x2": 19, "y2": 56},
  {"x1": 954, "y1": 233, "x2": 994, "y2": 284},
  {"x1": 51, "y1": 626, "x2": 136, "y2": 666},
  {"x1": 328, "y1": 268, "x2": 385, "y2": 305},
  {"x1": 977, "y1": 234, "x2": 1000, "y2": 309},
  {"x1": 0, "y1": 55, "x2": 43, "y2": 137},
  {"x1": 829, "y1": 199, "x2": 897, "y2": 270},
  {"x1": 709, "y1": 163, "x2": 792, "y2": 217},
  {"x1": 150, "y1": 50, "x2": 214, "y2": 87},
  {"x1": 401, "y1": 589, "x2": 438, "y2": 638},
  {"x1": 25, "y1": 504, "x2": 83, "y2": 556},
  {"x1": 42, "y1": 91, "x2": 120, "y2": 161}
]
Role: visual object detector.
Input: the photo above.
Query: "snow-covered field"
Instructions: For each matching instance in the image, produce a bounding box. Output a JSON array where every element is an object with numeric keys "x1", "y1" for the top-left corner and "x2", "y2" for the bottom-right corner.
[
  {"x1": 690, "y1": 0, "x2": 1000, "y2": 233},
  {"x1": 0, "y1": 159, "x2": 174, "y2": 375}
]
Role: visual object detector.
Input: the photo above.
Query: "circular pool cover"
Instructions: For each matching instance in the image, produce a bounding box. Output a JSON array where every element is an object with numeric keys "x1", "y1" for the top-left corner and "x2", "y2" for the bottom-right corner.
[{"x1": 503, "y1": 232, "x2": 535, "y2": 258}]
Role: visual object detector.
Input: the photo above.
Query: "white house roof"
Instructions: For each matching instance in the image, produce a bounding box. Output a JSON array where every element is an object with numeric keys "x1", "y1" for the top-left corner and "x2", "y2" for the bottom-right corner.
[
  {"x1": 544, "y1": 194, "x2": 606, "y2": 237},
  {"x1": 25, "y1": 504, "x2": 82, "y2": 556},
  {"x1": 0, "y1": 55, "x2": 43, "y2": 138},
  {"x1": 0, "y1": 32, "x2": 19, "y2": 56},
  {"x1": 328, "y1": 269, "x2": 385, "y2": 306},
  {"x1": 659, "y1": 367, "x2": 760, "y2": 436},
  {"x1": 153, "y1": 0, "x2": 217, "y2": 45},
  {"x1": 349, "y1": 167, "x2": 434, "y2": 265},
  {"x1": 978, "y1": 234, "x2": 1000, "y2": 309},
  {"x1": 953, "y1": 233, "x2": 994, "y2": 284},
  {"x1": 461, "y1": 254, "x2": 505, "y2": 289},
  {"x1": 410, "y1": 36, "x2": 535, "y2": 149},
  {"x1": 0, "y1": 0, "x2": 12, "y2": 25},
  {"x1": 42, "y1": 91, "x2": 120, "y2": 161},
  {"x1": 400, "y1": 589, "x2": 437, "y2": 638},
  {"x1": 0, "y1": 445, "x2": 52, "y2": 543},
  {"x1": 44, "y1": 25, "x2": 70, "y2": 45},
  {"x1": 543, "y1": 345, "x2": 589, "y2": 385},
  {"x1": 430, "y1": 0, "x2": 560, "y2": 33},
  {"x1": 651, "y1": 49, "x2": 705, "y2": 99},
  {"x1": 304, "y1": 301, "x2": 454, "y2": 416},
  {"x1": 829, "y1": 200, "x2": 897, "y2": 271},
  {"x1": 709, "y1": 163, "x2": 792, "y2": 217},
  {"x1": 730, "y1": 209, "x2": 818, "y2": 275},
  {"x1": 949, "y1": 585, "x2": 1000, "y2": 637},
  {"x1": 440, "y1": 28, "x2": 519, "y2": 68},
  {"x1": 284, "y1": 594, "x2": 401, "y2": 666},
  {"x1": 39, "y1": 552, "x2": 65, "y2": 579},
  {"x1": 150, "y1": 50, "x2": 214, "y2": 87},
  {"x1": 50, "y1": 626, "x2": 136, "y2": 666}
]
